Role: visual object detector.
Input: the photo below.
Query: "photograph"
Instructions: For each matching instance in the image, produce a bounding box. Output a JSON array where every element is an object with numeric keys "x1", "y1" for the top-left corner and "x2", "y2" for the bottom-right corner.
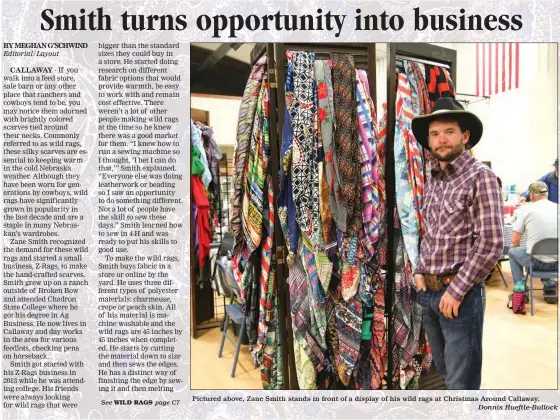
[{"x1": 189, "y1": 42, "x2": 558, "y2": 391}]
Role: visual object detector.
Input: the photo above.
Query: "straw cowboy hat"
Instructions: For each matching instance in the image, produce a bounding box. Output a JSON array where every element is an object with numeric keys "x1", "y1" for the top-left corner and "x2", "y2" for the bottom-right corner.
[{"x1": 411, "y1": 97, "x2": 483, "y2": 151}]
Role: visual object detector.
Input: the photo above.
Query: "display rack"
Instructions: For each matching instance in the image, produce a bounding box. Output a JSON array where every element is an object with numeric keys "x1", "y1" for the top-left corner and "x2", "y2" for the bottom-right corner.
[
  {"x1": 266, "y1": 43, "x2": 378, "y2": 390},
  {"x1": 385, "y1": 43, "x2": 456, "y2": 390},
  {"x1": 242, "y1": 42, "x2": 457, "y2": 390}
]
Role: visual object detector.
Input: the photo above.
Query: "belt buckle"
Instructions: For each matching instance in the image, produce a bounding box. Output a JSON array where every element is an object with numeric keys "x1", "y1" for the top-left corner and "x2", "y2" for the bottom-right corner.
[{"x1": 426, "y1": 275, "x2": 442, "y2": 292}]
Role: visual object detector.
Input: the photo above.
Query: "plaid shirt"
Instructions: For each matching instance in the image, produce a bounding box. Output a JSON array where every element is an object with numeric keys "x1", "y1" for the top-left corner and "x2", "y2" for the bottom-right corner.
[{"x1": 415, "y1": 151, "x2": 504, "y2": 301}]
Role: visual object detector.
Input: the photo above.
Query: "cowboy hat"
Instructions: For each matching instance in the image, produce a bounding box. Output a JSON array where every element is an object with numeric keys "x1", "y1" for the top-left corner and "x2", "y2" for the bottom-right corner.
[{"x1": 411, "y1": 97, "x2": 483, "y2": 151}]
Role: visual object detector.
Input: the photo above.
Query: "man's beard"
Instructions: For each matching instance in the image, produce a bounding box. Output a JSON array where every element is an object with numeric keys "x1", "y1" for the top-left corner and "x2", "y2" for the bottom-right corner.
[{"x1": 431, "y1": 143, "x2": 464, "y2": 162}]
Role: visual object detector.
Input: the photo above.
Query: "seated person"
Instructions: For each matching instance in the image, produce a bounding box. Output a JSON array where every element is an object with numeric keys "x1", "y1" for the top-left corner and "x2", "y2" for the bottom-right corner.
[
  {"x1": 509, "y1": 181, "x2": 558, "y2": 303},
  {"x1": 519, "y1": 158, "x2": 558, "y2": 204}
]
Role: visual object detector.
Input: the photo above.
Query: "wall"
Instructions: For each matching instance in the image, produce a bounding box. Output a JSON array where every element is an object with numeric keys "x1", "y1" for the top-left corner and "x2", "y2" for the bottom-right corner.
[
  {"x1": 444, "y1": 43, "x2": 557, "y2": 192},
  {"x1": 191, "y1": 95, "x2": 242, "y2": 152}
]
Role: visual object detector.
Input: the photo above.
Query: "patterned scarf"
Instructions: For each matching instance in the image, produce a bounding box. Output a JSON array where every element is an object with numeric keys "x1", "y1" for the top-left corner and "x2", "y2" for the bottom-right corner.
[
  {"x1": 260, "y1": 183, "x2": 283, "y2": 389},
  {"x1": 317, "y1": 115, "x2": 333, "y2": 245},
  {"x1": 394, "y1": 73, "x2": 421, "y2": 271},
  {"x1": 355, "y1": 70, "x2": 379, "y2": 260},
  {"x1": 231, "y1": 56, "x2": 266, "y2": 253},
  {"x1": 251, "y1": 176, "x2": 274, "y2": 365},
  {"x1": 370, "y1": 269, "x2": 386, "y2": 389},
  {"x1": 293, "y1": 337, "x2": 318, "y2": 389},
  {"x1": 288, "y1": 251, "x2": 325, "y2": 370},
  {"x1": 314, "y1": 59, "x2": 347, "y2": 232},
  {"x1": 242, "y1": 79, "x2": 270, "y2": 253},
  {"x1": 301, "y1": 239, "x2": 327, "y2": 351},
  {"x1": 392, "y1": 226, "x2": 424, "y2": 389},
  {"x1": 404, "y1": 62, "x2": 426, "y2": 237},
  {"x1": 331, "y1": 53, "x2": 363, "y2": 258},
  {"x1": 376, "y1": 104, "x2": 388, "y2": 268},
  {"x1": 335, "y1": 294, "x2": 363, "y2": 386},
  {"x1": 277, "y1": 59, "x2": 300, "y2": 260},
  {"x1": 287, "y1": 51, "x2": 320, "y2": 245}
]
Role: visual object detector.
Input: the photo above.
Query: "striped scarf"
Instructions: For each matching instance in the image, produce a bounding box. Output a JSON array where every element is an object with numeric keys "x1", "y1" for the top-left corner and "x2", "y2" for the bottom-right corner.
[
  {"x1": 231, "y1": 56, "x2": 266, "y2": 254},
  {"x1": 404, "y1": 62, "x2": 426, "y2": 237},
  {"x1": 355, "y1": 70, "x2": 379, "y2": 260},
  {"x1": 251, "y1": 175, "x2": 274, "y2": 365}
]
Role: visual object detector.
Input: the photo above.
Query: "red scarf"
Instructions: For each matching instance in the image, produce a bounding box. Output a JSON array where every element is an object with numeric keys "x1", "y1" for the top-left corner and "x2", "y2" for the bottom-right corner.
[{"x1": 192, "y1": 175, "x2": 211, "y2": 268}]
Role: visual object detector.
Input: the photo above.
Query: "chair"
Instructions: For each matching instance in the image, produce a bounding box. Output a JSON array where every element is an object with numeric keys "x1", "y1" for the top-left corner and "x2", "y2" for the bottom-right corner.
[
  {"x1": 484, "y1": 254, "x2": 509, "y2": 288},
  {"x1": 216, "y1": 258, "x2": 247, "y2": 377},
  {"x1": 525, "y1": 238, "x2": 559, "y2": 316},
  {"x1": 495, "y1": 255, "x2": 509, "y2": 288},
  {"x1": 210, "y1": 233, "x2": 234, "y2": 297}
]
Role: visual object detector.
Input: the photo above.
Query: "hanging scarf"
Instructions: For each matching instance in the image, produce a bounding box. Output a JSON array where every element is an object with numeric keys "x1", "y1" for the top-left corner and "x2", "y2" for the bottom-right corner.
[
  {"x1": 191, "y1": 175, "x2": 211, "y2": 269},
  {"x1": 314, "y1": 59, "x2": 347, "y2": 232},
  {"x1": 287, "y1": 51, "x2": 320, "y2": 245},
  {"x1": 316, "y1": 111, "x2": 333, "y2": 245},
  {"x1": 392, "y1": 227, "x2": 424, "y2": 389},
  {"x1": 260, "y1": 181, "x2": 283, "y2": 389},
  {"x1": 278, "y1": 113, "x2": 300, "y2": 259},
  {"x1": 370, "y1": 266, "x2": 386, "y2": 389},
  {"x1": 231, "y1": 56, "x2": 266, "y2": 253},
  {"x1": 332, "y1": 53, "x2": 363, "y2": 262},
  {"x1": 308, "y1": 70, "x2": 334, "y2": 293},
  {"x1": 301, "y1": 236, "x2": 327, "y2": 351},
  {"x1": 289, "y1": 251, "x2": 325, "y2": 370},
  {"x1": 294, "y1": 337, "x2": 318, "y2": 390},
  {"x1": 278, "y1": 58, "x2": 301, "y2": 265},
  {"x1": 394, "y1": 73, "x2": 421, "y2": 271},
  {"x1": 334, "y1": 294, "x2": 363, "y2": 386},
  {"x1": 198, "y1": 122, "x2": 222, "y2": 202},
  {"x1": 355, "y1": 70, "x2": 380, "y2": 260},
  {"x1": 251, "y1": 176, "x2": 274, "y2": 365},
  {"x1": 376, "y1": 104, "x2": 388, "y2": 267},
  {"x1": 191, "y1": 146, "x2": 205, "y2": 177},
  {"x1": 424, "y1": 64, "x2": 456, "y2": 183},
  {"x1": 242, "y1": 79, "x2": 270, "y2": 254},
  {"x1": 404, "y1": 62, "x2": 426, "y2": 237},
  {"x1": 191, "y1": 121, "x2": 212, "y2": 188},
  {"x1": 243, "y1": 251, "x2": 260, "y2": 346},
  {"x1": 425, "y1": 65, "x2": 456, "y2": 107}
]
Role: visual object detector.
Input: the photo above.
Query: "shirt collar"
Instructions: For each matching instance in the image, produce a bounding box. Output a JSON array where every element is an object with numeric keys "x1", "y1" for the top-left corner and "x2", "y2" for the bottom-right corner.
[{"x1": 431, "y1": 150, "x2": 471, "y2": 178}]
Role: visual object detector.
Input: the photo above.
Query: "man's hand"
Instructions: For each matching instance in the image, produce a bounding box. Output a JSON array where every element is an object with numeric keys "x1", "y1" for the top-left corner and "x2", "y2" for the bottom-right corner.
[
  {"x1": 414, "y1": 274, "x2": 427, "y2": 292},
  {"x1": 518, "y1": 196, "x2": 526, "y2": 204},
  {"x1": 439, "y1": 290, "x2": 461, "y2": 319}
]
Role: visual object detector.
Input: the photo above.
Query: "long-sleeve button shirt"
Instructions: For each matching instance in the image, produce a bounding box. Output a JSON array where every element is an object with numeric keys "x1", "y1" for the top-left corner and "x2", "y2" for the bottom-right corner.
[{"x1": 415, "y1": 151, "x2": 504, "y2": 301}]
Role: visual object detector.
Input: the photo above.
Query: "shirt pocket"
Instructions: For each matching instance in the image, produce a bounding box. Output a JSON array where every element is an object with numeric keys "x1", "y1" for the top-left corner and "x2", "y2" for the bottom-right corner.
[{"x1": 439, "y1": 199, "x2": 467, "y2": 235}]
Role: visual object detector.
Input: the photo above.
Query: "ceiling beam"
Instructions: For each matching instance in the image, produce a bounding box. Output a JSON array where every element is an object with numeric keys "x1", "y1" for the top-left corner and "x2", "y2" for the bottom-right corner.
[{"x1": 192, "y1": 43, "x2": 243, "y2": 80}]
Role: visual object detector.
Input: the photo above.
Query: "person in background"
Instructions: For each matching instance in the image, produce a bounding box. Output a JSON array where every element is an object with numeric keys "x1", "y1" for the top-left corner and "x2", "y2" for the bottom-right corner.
[
  {"x1": 411, "y1": 98, "x2": 504, "y2": 390},
  {"x1": 519, "y1": 159, "x2": 558, "y2": 204},
  {"x1": 509, "y1": 181, "x2": 558, "y2": 304}
]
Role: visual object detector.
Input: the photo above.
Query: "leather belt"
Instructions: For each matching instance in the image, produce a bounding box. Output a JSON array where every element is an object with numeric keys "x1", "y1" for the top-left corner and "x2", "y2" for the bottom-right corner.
[{"x1": 424, "y1": 272, "x2": 458, "y2": 292}]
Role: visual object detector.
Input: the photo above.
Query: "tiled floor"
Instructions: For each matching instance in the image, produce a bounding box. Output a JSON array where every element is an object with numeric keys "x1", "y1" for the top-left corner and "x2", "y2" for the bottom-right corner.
[{"x1": 191, "y1": 262, "x2": 558, "y2": 390}]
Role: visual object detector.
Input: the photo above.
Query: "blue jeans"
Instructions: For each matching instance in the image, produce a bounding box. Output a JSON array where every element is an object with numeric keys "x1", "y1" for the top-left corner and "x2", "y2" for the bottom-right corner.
[
  {"x1": 508, "y1": 247, "x2": 557, "y2": 290},
  {"x1": 419, "y1": 283, "x2": 485, "y2": 390}
]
